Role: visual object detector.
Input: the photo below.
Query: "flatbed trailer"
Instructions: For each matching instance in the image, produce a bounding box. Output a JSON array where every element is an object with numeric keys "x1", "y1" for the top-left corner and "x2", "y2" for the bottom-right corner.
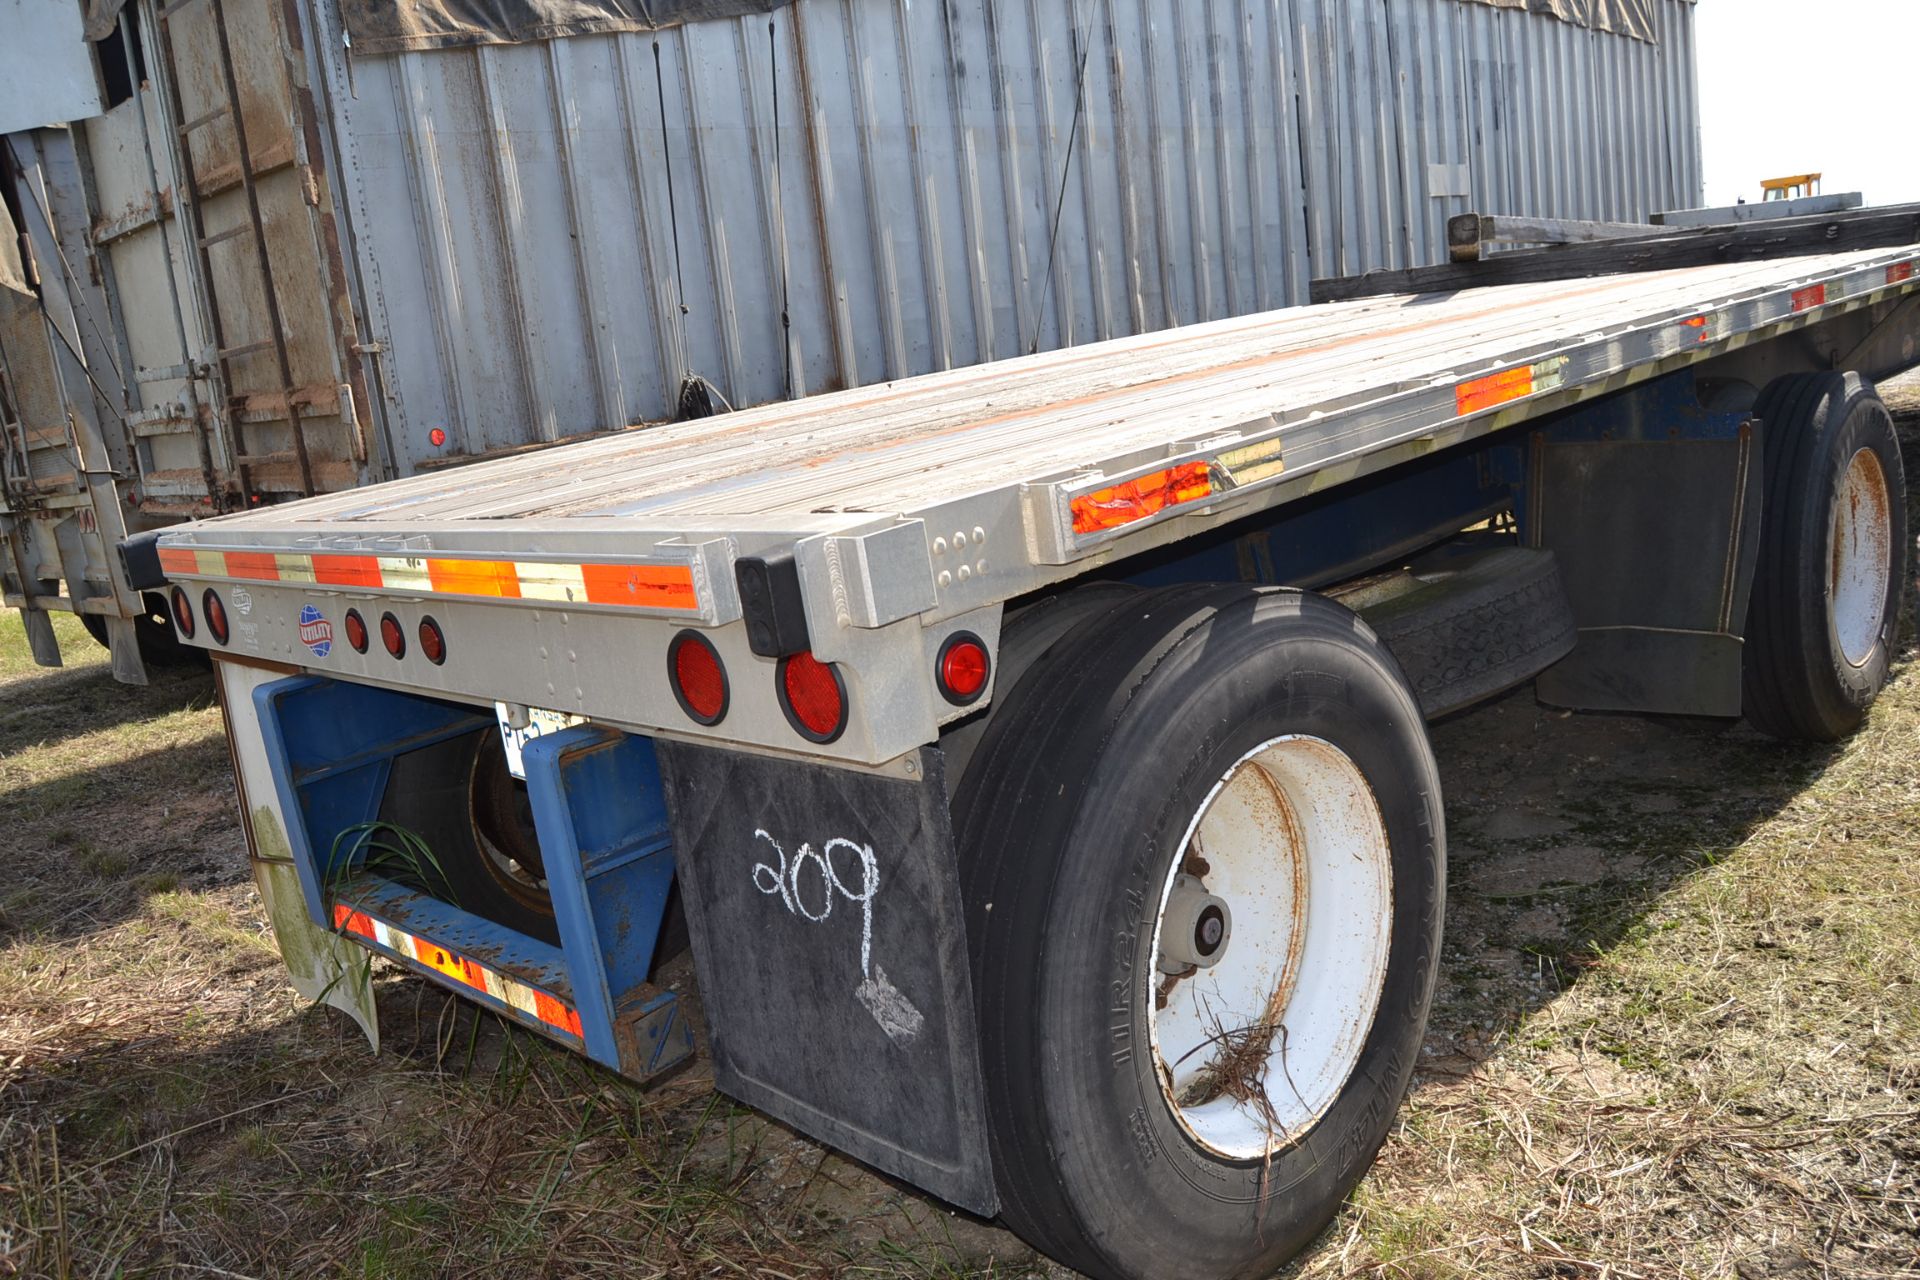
[{"x1": 136, "y1": 240, "x2": 1919, "y2": 1279}]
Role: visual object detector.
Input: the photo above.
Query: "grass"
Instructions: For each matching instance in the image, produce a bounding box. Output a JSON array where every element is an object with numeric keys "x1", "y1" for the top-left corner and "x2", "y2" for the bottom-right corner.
[{"x1": 3, "y1": 384, "x2": 1920, "y2": 1278}]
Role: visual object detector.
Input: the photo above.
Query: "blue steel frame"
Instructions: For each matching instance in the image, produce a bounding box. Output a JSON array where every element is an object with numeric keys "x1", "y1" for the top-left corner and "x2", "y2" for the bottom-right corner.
[
  {"x1": 1115, "y1": 369, "x2": 1731, "y2": 594},
  {"x1": 253, "y1": 676, "x2": 689, "y2": 1080}
]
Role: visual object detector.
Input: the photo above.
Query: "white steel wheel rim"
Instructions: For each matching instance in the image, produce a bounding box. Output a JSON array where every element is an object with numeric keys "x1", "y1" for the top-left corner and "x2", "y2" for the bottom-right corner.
[
  {"x1": 1147, "y1": 735, "x2": 1393, "y2": 1160},
  {"x1": 1831, "y1": 447, "x2": 1893, "y2": 668}
]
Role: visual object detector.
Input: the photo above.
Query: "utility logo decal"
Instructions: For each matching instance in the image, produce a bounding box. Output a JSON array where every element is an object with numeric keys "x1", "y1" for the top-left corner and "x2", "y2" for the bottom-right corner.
[{"x1": 299, "y1": 604, "x2": 334, "y2": 658}]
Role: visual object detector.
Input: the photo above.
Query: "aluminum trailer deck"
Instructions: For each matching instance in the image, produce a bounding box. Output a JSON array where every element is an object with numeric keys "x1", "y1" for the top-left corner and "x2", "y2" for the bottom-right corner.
[{"x1": 146, "y1": 244, "x2": 1920, "y2": 765}]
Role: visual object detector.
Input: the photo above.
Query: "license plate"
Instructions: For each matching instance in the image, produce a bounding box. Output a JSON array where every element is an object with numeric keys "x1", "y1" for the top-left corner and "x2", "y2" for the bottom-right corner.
[{"x1": 494, "y1": 703, "x2": 588, "y2": 780}]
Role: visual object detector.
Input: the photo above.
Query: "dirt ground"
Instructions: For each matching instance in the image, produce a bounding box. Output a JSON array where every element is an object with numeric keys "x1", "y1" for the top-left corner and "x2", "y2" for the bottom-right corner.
[{"x1": 3, "y1": 377, "x2": 1918, "y2": 1279}]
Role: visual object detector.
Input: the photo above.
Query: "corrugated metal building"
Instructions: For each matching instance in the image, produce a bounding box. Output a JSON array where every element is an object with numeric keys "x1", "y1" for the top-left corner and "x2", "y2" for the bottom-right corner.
[
  {"x1": 2, "y1": 0, "x2": 1699, "y2": 671},
  {"x1": 320, "y1": 0, "x2": 1702, "y2": 475}
]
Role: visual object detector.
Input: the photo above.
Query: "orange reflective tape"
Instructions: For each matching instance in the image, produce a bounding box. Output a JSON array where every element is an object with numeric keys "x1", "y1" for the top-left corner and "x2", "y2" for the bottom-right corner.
[
  {"x1": 224, "y1": 551, "x2": 282, "y2": 581},
  {"x1": 332, "y1": 905, "x2": 375, "y2": 939},
  {"x1": 158, "y1": 547, "x2": 199, "y2": 577},
  {"x1": 457, "y1": 956, "x2": 491, "y2": 993},
  {"x1": 312, "y1": 554, "x2": 383, "y2": 588},
  {"x1": 1791, "y1": 284, "x2": 1826, "y2": 312},
  {"x1": 427, "y1": 558, "x2": 523, "y2": 598},
  {"x1": 579, "y1": 562, "x2": 699, "y2": 611},
  {"x1": 1455, "y1": 365, "x2": 1534, "y2": 417},
  {"x1": 407, "y1": 940, "x2": 478, "y2": 990},
  {"x1": 1070, "y1": 461, "x2": 1214, "y2": 535},
  {"x1": 532, "y1": 990, "x2": 584, "y2": 1037},
  {"x1": 1891, "y1": 262, "x2": 1915, "y2": 285}
]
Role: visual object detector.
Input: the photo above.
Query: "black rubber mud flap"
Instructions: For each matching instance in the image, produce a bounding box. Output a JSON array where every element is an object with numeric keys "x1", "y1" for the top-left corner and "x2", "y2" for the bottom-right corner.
[{"x1": 654, "y1": 742, "x2": 997, "y2": 1215}]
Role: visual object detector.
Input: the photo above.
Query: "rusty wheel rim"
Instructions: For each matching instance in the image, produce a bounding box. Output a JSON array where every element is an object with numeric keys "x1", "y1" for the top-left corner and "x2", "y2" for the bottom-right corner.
[
  {"x1": 1146, "y1": 735, "x2": 1393, "y2": 1160},
  {"x1": 1830, "y1": 447, "x2": 1892, "y2": 669}
]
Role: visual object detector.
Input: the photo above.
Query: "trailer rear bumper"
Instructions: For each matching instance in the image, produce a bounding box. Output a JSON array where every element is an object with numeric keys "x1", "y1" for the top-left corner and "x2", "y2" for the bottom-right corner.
[
  {"x1": 243, "y1": 670, "x2": 692, "y2": 1082},
  {"x1": 223, "y1": 659, "x2": 997, "y2": 1212}
]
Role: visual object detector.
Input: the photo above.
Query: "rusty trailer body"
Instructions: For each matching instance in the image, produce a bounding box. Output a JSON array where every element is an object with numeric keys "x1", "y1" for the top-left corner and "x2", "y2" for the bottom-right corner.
[{"x1": 2, "y1": 0, "x2": 1702, "y2": 679}]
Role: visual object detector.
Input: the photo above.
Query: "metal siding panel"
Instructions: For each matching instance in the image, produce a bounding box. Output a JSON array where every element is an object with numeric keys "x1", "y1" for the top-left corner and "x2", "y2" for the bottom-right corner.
[
  {"x1": 1265, "y1": 0, "x2": 1310, "y2": 305},
  {"x1": 457, "y1": 44, "x2": 588, "y2": 448},
  {"x1": 0, "y1": 0, "x2": 105, "y2": 133},
  {"x1": 1098, "y1": 0, "x2": 1153, "y2": 328},
  {"x1": 163, "y1": 0, "x2": 1704, "y2": 478},
  {"x1": 934, "y1": 0, "x2": 1002, "y2": 367},
  {"x1": 611, "y1": 33, "x2": 690, "y2": 418}
]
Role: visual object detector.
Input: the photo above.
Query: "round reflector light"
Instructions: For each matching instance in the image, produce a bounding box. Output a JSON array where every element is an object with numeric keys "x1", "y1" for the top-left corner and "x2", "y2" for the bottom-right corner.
[
  {"x1": 668, "y1": 631, "x2": 729, "y2": 725},
  {"x1": 418, "y1": 616, "x2": 447, "y2": 666},
  {"x1": 202, "y1": 589, "x2": 230, "y2": 647},
  {"x1": 344, "y1": 609, "x2": 369, "y2": 653},
  {"x1": 379, "y1": 611, "x2": 406, "y2": 659},
  {"x1": 778, "y1": 651, "x2": 848, "y2": 744},
  {"x1": 169, "y1": 586, "x2": 195, "y2": 639},
  {"x1": 936, "y1": 632, "x2": 991, "y2": 706}
]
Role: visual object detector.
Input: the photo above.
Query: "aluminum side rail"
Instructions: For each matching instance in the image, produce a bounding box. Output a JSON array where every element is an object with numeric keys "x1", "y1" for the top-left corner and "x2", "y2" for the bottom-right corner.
[{"x1": 150, "y1": 247, "x2": 1920, "y2": 764}]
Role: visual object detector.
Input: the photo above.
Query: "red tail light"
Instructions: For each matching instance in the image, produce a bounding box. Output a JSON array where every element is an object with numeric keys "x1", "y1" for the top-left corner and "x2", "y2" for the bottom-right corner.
[
  {"x1": 170, "y1": 586, "x2": 195, "y2": 639},
  {"x1": 344, "y1": 609, "x2": 369, "y2": 653},
  {"x1": 418, "y1": 616, "x2": 446, "y2": 665},
  {"x1": 778, "y1": 651, "x2": 847, "y2": 744},
  {"x1": 202, "y1": 589, "x2": 230, "y2": 646},
  {"x1": 936, "y1": 632, "x2": 990, "y2": 706},
  {"x1": 668, "y1": 631, "x2": 729, "y2": 725},
  {"x1": 379, "y1": 612, "x2": 406, "y2": 659}
]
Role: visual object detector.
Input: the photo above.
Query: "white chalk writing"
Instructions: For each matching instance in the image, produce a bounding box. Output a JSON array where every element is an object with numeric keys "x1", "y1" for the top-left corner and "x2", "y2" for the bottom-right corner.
[{"x1": 751, "y1": 829, "x2": 881, "y2": 978}]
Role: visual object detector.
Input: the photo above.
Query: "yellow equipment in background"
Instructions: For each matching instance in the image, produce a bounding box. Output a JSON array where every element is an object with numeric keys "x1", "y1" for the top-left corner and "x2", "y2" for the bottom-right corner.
[{"x1": 1763, "y1": 173, "x2": 1824, "y2": 201}]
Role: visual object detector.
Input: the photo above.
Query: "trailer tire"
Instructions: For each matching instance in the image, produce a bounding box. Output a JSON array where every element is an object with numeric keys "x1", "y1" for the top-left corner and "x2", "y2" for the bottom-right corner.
[
  {"x1": 80, "y1": 592, "x2": 208, "y2": 668},
  {"x1": 952, "y1": 586, "x2": 1444, "y2": 1280},
  {"x1": 1363, "y1": 546, "x2": 1577, "y2": 719},
  {"x1": 1743, "y1": 372, "x2": 1906, "y2": 741}
]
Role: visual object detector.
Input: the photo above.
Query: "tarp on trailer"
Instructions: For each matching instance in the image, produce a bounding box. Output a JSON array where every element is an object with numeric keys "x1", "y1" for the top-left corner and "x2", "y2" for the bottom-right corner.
[
  {"x1": 337, "y1": 0, "x2": 790, "y2": 54},
  {"x1": 331, "y1": 0, "x2": 1672, "y2": 55},
  {"x1": 1455, "y1": 0, "x2": 1663, "y2": 43}
]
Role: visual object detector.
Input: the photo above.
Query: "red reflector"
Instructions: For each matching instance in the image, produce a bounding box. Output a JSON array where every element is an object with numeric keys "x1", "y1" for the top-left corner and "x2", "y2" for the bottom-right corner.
[
  {"x1": 170, "y1": 586, "x2": 195, "y2": 639},
  {"x1": 1891, "y1": 262, "x2": 1915, "y2": 285},
  {"x1": 1791, "y1": 284, "x2": 1826, "y2": 312},
  {"x1": 1071, "y1": 461, "x2": 1214, "y2": 535},
  {"x1": 202, "y1": 589, "x2": 230, "y2": 647},
  {"x1": 668, "y1": 631, "x2": 729, "y2": 726},
  {"x1": 344, "y1": 609, "x2": 369, "y2": 653},
  {"x1": 937, "y1": 633, "x2": 991, "y2": 706},
  {"x1": 418, "y1": 616, "x2": 446, "y2": 665},
  {"x1": 379, "y1": 612, "x2": 406, "y2": 659},
  {"x1": 779, "y1": 651, "x2": 847, "y2": 744},
  {"x1": 429, "y1": 427, "x2": 447, "y2": 447}
]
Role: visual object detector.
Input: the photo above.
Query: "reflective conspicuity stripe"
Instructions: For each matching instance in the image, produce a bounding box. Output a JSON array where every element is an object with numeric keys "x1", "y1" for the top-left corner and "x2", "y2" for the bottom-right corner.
[
  {"x1": 157, "y1": 546, "x2": 698, "y2": 614},
  {"x1": 332, "y1": 904, "x2": 586, "y2": 1039},
  {"x1": 1454, "y1": 356, "x2": 1570, "y2": 417}
]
